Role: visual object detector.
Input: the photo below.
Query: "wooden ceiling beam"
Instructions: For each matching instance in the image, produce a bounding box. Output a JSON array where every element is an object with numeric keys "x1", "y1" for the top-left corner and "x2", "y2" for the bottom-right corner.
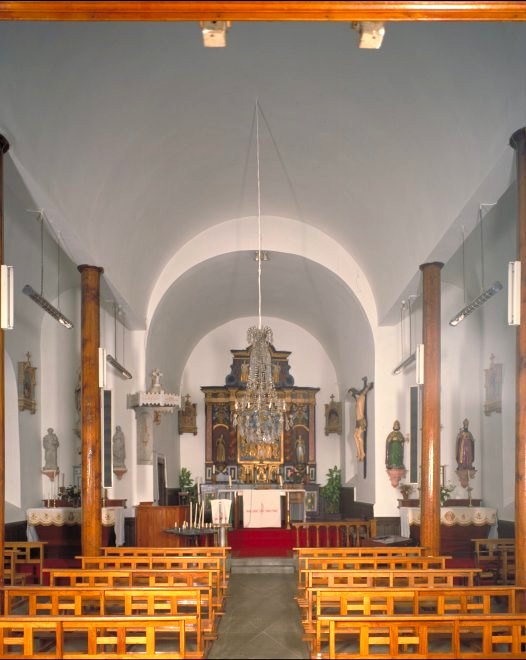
[{"x1": 0, "y1": 1, "x2": 525, "y2": 23}]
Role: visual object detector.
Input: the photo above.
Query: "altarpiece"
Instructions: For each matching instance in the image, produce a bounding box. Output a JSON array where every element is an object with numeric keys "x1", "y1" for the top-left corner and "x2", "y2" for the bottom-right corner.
[{"x1": 202, "y1": 345, "x2": 318, "y2": 485}]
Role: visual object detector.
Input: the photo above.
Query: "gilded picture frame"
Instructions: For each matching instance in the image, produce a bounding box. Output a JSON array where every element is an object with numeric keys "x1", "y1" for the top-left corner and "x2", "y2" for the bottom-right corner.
[{"x1": 18, "y1": 352, "x2": 37, "y2": 414}]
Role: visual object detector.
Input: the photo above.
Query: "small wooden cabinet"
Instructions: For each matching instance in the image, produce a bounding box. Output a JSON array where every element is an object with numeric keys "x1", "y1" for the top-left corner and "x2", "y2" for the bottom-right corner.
[{"x1": 135, "y1": 504, "x2": 188, "y2": 547}]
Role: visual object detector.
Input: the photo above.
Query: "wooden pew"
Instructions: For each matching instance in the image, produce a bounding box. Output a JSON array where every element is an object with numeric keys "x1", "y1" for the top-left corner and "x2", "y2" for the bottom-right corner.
[
  {"x1": 472, "y1": 538, "x2": 515, "y2": 585},
  {"x1": 318, "y1": 613, "x2": 526, "y2": 658},
  {"x1": 4, "y1": 541, "x2": 46, "y2": 585},
  {"x1": 297, "y1": 556, "x2": 451, "y2": 590},
  {"x1": 3, "y1": 549, "x2": 28, "y2": 585},
  {"x1": 300, "y1": 585, "x2": 523, "y2": 654},
  {"x1": 294, "y1": 546, "x2": 428, "y2": 559},
  {"x1": 3, "y1": 585, "x2": 218, "y2": 656},
  {"x1": 99, "y1": 546, "x2": 230, "y2": 583},
  {"x1": 298, "y1": 568, "x2": 482, "y2": 604},
  {"x1": 45, "y1": 567, "x2": 225, "y2": 611},
  {"x1": 0, "y1": 614, "x2": 198, "y2": 658}
]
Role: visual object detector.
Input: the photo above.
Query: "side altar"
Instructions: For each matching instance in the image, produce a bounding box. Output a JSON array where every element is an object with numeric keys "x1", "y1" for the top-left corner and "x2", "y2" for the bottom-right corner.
[{"x1": 201, "y1": 344, "x2": 319, "y2": 487}]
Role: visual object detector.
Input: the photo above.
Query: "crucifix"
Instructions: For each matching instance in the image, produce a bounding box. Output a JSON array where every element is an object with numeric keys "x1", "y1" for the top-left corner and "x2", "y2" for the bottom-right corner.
[{"x1": 348, "y1": 376, "x2": 374, "y2": 477}]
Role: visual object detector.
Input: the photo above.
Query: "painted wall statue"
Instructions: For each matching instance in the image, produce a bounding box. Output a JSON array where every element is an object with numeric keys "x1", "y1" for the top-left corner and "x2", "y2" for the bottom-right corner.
[
  {"x1": 385, "y1": 420, "x2": 407, "y2": 487},
  {"x1": 455, "y1": 418, "x2": 477, "y2": 488}
]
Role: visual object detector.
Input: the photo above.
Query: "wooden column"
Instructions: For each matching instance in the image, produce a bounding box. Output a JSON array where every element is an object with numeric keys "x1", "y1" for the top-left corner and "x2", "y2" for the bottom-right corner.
[
  {"x1": 78, "y1": 264, "x2": 104, "y2": 557},
  {"x1": 510, "y1": 127, "x2": 526, "y2": 605},
  {"x1": 0, "y1": 134, "x2": 9, "y2": 585},
  {"x1": 419, "y1": 261, "x2": 443, "y2": 557}
]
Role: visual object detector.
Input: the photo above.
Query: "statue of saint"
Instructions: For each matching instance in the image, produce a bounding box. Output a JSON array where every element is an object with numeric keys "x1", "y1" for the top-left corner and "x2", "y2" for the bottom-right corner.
[
  {"x1": 216, "y1": 434, "x2": 226, "y2": 464},
  {"x1": 112, "y1": 425, "x2": 126, "y2": 468},
  {"x1": 385, "y1": 420, "x2": 406, "y2": 469},
  {"x1": 456, "y1": 418, "x2": 475, "y2": 470},
  {"x1": 295, "y1": 434, "x2": 306, "y2": 465},
  {"x1": 43, "y1": 428, "x2": 59, "y2": 471}
]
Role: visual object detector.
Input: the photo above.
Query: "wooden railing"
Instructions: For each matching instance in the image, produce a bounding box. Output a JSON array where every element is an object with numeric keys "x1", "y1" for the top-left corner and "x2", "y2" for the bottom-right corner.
[{"x1": 292, "y1": 519, "x2": 376, "y2": 547}]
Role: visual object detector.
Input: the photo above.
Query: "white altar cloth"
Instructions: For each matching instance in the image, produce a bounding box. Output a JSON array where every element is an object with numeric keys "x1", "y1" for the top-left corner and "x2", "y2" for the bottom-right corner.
[
  {"x1": 242, "y1": 489, "x2": 282, "y2": 528},
  {"x1": 399, "y1": 506, "x2": 497, "y2": 538},
  {"x1": 26, "y1": 507, "x2": 125, "y2": 546}
]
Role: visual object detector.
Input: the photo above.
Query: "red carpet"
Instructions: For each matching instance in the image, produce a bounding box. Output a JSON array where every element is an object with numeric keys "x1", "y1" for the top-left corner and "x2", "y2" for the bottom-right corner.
[{"x1": 228, "y1": 527, "x2": 296, "y2": 557}]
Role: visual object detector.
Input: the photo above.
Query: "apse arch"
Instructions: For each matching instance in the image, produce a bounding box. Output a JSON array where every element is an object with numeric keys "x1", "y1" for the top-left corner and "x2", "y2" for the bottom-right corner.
[{"x1": 146, "y1": 215, "x2": 378, "y2": 334}]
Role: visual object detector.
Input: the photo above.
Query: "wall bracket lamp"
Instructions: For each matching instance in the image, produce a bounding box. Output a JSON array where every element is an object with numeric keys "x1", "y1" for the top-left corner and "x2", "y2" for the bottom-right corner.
[
  {"x1": 1, "y1": 264, "x2": 14, "y2": 329},
  {"x1": 508, "y1": 260, "x2": 521, "y2": 326},
  {"x1": 352, "y1": 21, "x2": 386, "y2": 49},
  {"x1": 106, "y1": 303, "x2": 132, "y2": 380},
  {"x1": 200, "y1": 20, "x2": 231, "y2": 47}
]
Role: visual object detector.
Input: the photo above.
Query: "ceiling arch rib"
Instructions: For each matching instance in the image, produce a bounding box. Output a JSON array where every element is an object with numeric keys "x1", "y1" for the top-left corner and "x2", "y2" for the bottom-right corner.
[{"x1": 146, "y1": 215, "x2": 378, "y2": 337}]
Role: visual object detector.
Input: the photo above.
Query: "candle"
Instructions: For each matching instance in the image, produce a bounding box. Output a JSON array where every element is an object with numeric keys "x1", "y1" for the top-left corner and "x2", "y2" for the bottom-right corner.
[
  {"x1": 197, "y1": 477, "x2": 201, "y2": 504},
  {"x1": 190, "y1": 501, "x2": 193, "y2": 528},
  {"x1": 279, "y1": 474, "x2": 283, "y2": 488},
  {"x1": 212, "y1": 464, "x2": 216, "y2": 474},
  {"x1": 228, "y1": 474, "x2": 232, "y2": 488}
]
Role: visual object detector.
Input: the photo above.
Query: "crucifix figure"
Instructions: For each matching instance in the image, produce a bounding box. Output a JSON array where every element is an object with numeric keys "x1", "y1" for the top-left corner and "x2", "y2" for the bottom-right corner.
[{"x1": 348, "y1": 377, "x2": 374, "y2": 462}]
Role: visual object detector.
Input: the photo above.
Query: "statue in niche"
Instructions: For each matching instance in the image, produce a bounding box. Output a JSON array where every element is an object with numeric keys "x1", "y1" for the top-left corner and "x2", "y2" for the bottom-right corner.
[
  {"x1": 42, "y1": 428, "x2": 59, "y2": 472},
  {"x1": 216, "y1": 433, "x2": 226, "y2": 464},
  {"x1": 295, "y1": 433, "x2": 306, "y2": 465}
]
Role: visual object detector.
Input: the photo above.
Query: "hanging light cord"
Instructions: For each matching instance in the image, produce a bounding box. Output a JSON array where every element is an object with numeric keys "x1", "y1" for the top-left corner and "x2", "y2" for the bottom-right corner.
[{"x1": 256, "y1": 99, "x2": 262, "y2": 330}]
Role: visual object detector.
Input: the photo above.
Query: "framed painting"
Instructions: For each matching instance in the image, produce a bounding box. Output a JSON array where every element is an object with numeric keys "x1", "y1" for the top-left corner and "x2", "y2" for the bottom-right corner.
[{"x1": 18, "y1": 352, "x2": 37, "y2": 414}]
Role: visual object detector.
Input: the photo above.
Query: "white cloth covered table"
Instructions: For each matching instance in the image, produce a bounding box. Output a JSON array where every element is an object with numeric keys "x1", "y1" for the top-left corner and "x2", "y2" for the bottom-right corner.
[{"x1": 242, "y1": 489, "x2": 282, "y2": 528}]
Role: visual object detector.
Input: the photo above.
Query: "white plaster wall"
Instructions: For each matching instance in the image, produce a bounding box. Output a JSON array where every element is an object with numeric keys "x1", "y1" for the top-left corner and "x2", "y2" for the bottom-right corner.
[{"x1": 179, "y1": 317, "x2": 339, "y2": 490}]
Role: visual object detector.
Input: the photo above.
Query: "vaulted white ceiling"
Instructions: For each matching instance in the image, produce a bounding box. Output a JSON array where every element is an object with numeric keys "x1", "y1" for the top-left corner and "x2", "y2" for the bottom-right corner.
[{"x1": 1, "y1": 19, "x2": 525, "y2": 374}]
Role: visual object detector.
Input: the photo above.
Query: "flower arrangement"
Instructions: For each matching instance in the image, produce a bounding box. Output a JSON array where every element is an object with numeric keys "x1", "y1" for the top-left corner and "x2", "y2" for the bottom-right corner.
[
  {"x1": 398, "y1": 482, "x2": 414, "y2": 500},
  {"x1": 440, "y1": 482, "x2": 456, "y2": 506},
  {"x1": 287, "y1": 465, "x2": 306, "y2": 484},
  {"x1": 59, "y1": 484, "x2": 81, "y2": 506}
]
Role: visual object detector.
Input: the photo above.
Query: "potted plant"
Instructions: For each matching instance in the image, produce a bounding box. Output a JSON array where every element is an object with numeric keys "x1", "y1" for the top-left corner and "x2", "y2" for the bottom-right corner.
[
  {"x1": 320, "y1": 465, "x2": 341, "y2": 517},
  {"x1": 178, "y1": 467, "x2": 197, "y2": 504}
]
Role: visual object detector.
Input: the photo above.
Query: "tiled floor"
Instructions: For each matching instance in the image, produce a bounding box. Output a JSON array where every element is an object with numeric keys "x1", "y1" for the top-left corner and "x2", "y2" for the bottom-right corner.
[{"x1": 207, "y1": 573, "x2": 310, "y2": 659}]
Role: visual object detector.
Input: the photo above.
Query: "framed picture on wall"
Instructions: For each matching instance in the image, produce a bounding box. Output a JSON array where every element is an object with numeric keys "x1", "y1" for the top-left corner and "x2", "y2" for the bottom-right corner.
[
  {"x1": 228, "y1": 466, "x2": 237, "y2": 482},
  {"x1": 308, "y1": 466, "x2": 316, "y2": 482},
  {"x1": 206, "y1": 466, "x2": 212, "y2": 481}
]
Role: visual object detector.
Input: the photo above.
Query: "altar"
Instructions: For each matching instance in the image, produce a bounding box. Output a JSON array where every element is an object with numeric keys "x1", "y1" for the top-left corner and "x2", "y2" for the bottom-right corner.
[
  {"x1": 400, "y1": 506, "x2": 497, "y2": 557},
  {"x1": 26, "y1": 507, "x2": 125, "y2": 558}
]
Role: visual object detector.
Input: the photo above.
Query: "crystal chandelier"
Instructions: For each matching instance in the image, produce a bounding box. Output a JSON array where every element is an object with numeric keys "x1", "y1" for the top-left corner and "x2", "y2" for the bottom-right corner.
[{"x1": 232, "y1": 102, "x2": 286, "y2": 445}]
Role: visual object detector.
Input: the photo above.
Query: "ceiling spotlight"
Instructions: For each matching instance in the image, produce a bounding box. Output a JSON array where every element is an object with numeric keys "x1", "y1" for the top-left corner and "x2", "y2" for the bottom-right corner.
[
  {"x1": 449, "y1": 281, "x2": 503, "y2": 326},
  {"x1": 254, "y1": 251, "x2": 270, "y2": 262},
  {"x1": 23, "y1": 284, "x2": 74, "y2": 328},
  {"x1": 352, "y1": 21, "x2": 386, "y2": 49},
  {"x1": 200, "y1": 21, "x2": 231, "y2": 47}
]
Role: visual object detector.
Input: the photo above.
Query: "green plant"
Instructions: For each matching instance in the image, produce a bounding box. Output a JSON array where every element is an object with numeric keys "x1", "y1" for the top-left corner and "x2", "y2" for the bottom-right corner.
[
  {"x1": 179, "y1": 467, "x2": 193, "y2": 491},
  {"x1": 320, "y1": 465, "x2": 341, "y2": 514}
]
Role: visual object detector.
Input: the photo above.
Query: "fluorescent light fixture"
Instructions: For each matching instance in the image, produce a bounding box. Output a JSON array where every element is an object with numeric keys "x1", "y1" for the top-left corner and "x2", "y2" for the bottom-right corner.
[
  {"x1": 392, "y1": 351, "x2": 416, "y2": 376},
  {"x1": 22, "y1": 284, "x2": 74, "y2": 328},
  {"x1": 416, "y1": 343, "x2": 424, "y2": 385},
  {"x1": 449, "y1": 281, "x2": 503, "y2": 326},
  {"x1": 508, "y1": 261, "x2": 521, "y2": 326},
  {"x1": 200, "y1": 20, "x2": 231, "y2": 47},
  {"x1": 106, "y1": 353, "x2": 133, "y2": 380},
  {"x1": 1, "y1": 265, "x2": 14, "y2": 329},
  {"x1": 352, "y1": 21, "x2": 386, "y2": 49},
  {"x1": 98, "y1": 347, "x2": 107, "y2": 388}
]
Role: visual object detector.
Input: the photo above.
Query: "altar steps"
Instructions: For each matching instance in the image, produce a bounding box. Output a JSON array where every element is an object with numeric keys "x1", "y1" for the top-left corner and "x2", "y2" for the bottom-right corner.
[{"x1": 230, "y1": 555, "x2": 296, "y2": 574}]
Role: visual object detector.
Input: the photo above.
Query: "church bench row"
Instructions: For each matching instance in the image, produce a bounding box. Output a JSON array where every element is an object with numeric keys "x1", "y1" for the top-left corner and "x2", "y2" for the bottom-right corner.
[
  {"x1": 296, "y1": 555, "x2": 450, "y2": 588},
  {"x1": 291, "y1": 520, "x2": 377, "y2": 547},
  {"x1": 45, "y1": 567, "x2": 225, "y2": 610},
  {"x1": 0, "y1": 614, "x2": 199, "y2": 659},
  {"x1": 2, "y1": 585, "x2": 219, "y2": 656},
  {"x1": 99, "y1": 546, "x2": 230, "y2": 583},
  {"x1": 317, "y1": 613, "x2": 526, "y2": 659},
  {"x1": 472, "y1": 538, "x2": 516, "y2": 585},
  {"x1": 78, "y1": 554, "x2": 226, "y2": 578},
  {"x1": 297, "y1": 568, "x2": 482, "y2": 603},
  {"x1": 4, "y1": 542, "x2": 46, "y2": 585},
  {"x1": 294, "y1": 545, "x2": 428, "y2": 559},
  {"x1": 298, "y1": 585, "x2": 524, "y2": 655}
]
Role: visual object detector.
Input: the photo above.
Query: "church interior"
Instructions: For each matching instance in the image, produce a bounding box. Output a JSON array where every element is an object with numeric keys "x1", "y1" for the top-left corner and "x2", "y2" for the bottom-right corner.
[{"x1": 0, "y1": 2, "x2": 526, "y2": 658}]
